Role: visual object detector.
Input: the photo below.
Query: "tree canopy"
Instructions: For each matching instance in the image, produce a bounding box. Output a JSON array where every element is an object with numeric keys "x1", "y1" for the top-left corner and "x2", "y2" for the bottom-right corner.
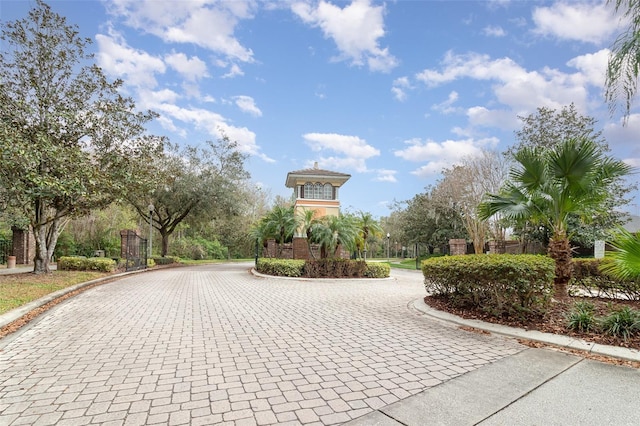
[
  {"x1": 606, "y1": 0, "x2": 640, "y2": 120},
  {"x1": 129, "y1": 136, "x2": 250, "y2": 257},
  {"x1": 508, "y1": 105, "x2": 633, "y2": 248},
  {"x1": 0, "y1": 0, "x2": 163, "y2": 273},
  {"x1": 479, "y1": 138, "x2": 632, "y2": 298}
]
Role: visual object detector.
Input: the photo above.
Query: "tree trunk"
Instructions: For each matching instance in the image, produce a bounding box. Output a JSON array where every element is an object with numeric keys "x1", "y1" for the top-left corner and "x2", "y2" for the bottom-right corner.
[
  {"x1": 33, "y1": 216, "x2": 65, "y2": 274},
  {"x1": 161, "y1": 232, "x2": 170, "y2": 257},
  {"x1": 33, "y1": 228, "x2": 50, "y2": 274},
  {"x1": 548, "y1": 234, "x2": 573, "y2": 300}
]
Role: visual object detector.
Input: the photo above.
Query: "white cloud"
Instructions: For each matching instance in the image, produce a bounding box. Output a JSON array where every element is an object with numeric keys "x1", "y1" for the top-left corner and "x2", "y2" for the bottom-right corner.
[
  {"x1": 234, "y1": 95, "x2": 263, "y2": 117},
  {"x1": 225, "y1": 64, "x2": 245, "y2": 79},
  {"x1": 106, "y1": 0, "x2": 255, "y2": 64},
  {"x1": 466, "y1": 106, "x2": 519, "y2": 130},
  {"x1": 314, "y1": 156, "x2": 369, "y2": 172},
  {"x1": 566, "y1": 49, "x2": 609, "y2": 87},
  {"x1": 96, "y1": 30, "x2": 165, "y2": 88},
  {"x1": 415, "y1": 50, "x2": 608, "y2": 127},
  {"x1": 302, "y1": 132, "x2": 380, "y2": 172},
  {"x1": 392, "y1": 76, "x2": 412, "y2": 101},
  {"x1": 304, "y1": 133, "x2": 380, "y2": 158},
  {"x1": 531, "y1": 2, "x2": 621, "y2": 45},
  {"x1": 374, "y1": 169, "x2": 397, "y2": 183},
  {"x1": 483, "y1": 25, "x2": 506, "y2": 37},
  {"x1": 291, "y1": 0, "x2": 398, "y2": 72},
  {"x1": 604, "y1": 113, "x2": 640, "y2": 148},
  {"x1": 165, "y1": 52, "x2": 208, "y2": 81},
  {"x1": 394, "y1": 137, "x2": 498, "y2": 178},
  {"x1": 432, "y1": 91, "x2": 459, "y2": 114}
]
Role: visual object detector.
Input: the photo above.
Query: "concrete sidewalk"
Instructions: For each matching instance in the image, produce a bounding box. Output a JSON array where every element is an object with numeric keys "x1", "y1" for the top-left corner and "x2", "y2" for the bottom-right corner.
[{"x1": 347, "y1": 347, "x2": 640, "y2": 425}]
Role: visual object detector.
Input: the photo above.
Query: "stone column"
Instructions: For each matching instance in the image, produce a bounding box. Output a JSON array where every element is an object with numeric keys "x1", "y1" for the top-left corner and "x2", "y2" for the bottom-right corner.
[{"x1": 449, "y1": 239, "x2": 467, "y2": 256}]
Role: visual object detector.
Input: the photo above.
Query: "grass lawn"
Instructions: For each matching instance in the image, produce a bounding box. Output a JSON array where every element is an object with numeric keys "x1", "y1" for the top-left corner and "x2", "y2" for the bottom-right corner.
[{"x1": 0, "y1": 271, "x2": 110, "y2": 315}]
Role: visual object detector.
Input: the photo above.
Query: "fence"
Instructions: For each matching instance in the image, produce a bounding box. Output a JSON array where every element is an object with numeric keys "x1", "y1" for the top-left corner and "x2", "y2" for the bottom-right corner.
[
  {"x1": 0, "y1": 239, "x2": 12, "y2": 265},
  {"x1": 120, "y1": 230, "x2": 148, "y2": 272}
]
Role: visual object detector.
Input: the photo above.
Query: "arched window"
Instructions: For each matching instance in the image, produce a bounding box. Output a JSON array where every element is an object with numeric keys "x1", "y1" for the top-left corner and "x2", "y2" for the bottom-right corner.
[
  {"x1": 323, "y1": 183, "x2": 333, "y2": 200},
  {"x1": 304, "y1": 182, "x2": 313, "y2": 199},
  {"x1": 314, "y1": 183, "x2": 323, "y2": 199}
]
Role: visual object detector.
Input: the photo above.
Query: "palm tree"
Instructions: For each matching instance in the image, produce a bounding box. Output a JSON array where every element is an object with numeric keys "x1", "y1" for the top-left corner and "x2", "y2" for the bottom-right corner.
[
  {"x1": 606, "y1": 0, "x2": 640, "y2": 121},
  {"x1": 357, "y1": 211, "x2": 383, "y2": 260},
  {"x1": 299, "y1": 208, "x2": 321, "y2": 259},
  {"x1": 478, "y1": 138, "x2": 632, "y2": 299},
  {"x1": 601, "y1": 228, "x2": 640, "y2": 280},
  {"x1": 314, "y1": 214, "x2": 358, "y2": 258},
  {"x1": 264, "y1": 205, "x2": 299, "y2": 257}
]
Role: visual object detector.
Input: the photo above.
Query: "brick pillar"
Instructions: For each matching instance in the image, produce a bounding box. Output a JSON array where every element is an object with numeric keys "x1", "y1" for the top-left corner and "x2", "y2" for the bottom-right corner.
[
  {"x1": 449, "y1": 239, "x2": 467, "y2": 256},
  {"x1": 266, "y1": 239, "x2": 277, "y2": 258},
  {"x1": 488, "y1": 240, "x2": 506, "y2": 254},
  {"x1": 292, "y1": 237, "x2": 309, "y2": 260},
  {"x1": 12, "y1": 226, "x2": 34, "y2": 265}
]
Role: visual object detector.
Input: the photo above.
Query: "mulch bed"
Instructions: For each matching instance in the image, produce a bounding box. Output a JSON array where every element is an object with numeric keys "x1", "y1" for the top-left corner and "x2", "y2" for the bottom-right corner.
[{"x1": 424, "y1": 295, "x2": 640, "y2": 368}]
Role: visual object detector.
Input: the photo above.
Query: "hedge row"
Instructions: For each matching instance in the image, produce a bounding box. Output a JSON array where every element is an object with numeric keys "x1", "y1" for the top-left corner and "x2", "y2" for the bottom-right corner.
[
  {"x1": 256, "y1": 258, "x2": 391, "y2": 279},
  {"x1": 572, "y1": 258, "x2": 640, "y2": 300},
  {"x1": 422, "y1": 254, "x2": 555, "y2": 319},
  {"x1": 58, "y1": 256, "x2": 117, "y2": 272},
  {"x1": 152, "y1": 256, "x2": 180, "y2": 265}
]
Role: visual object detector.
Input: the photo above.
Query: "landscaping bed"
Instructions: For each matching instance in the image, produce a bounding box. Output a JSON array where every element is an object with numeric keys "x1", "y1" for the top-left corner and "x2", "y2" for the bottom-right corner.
[{"x1": 424, "y1": 294, "x2": 640, "y2": 351}]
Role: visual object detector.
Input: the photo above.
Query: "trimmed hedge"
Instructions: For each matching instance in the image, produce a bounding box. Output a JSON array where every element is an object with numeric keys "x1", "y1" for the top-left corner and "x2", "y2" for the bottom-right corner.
[
  {"x1": 58, "y1": 256, "x2": 116, "y2": 272},
  {"x1": 304, "y1": 259, "x2": 367, "y2": 278},
  {"x1": 572, "y1": 258, "x2": 640, "y2": 300},
  {"x1": 423, "y1": 254, "x2": 554, "y2": 318},
  {"x1": 365, "y1": 262, "x2": 391, "y2": 278},
  {"x1": 152, "y1": 256, "x2": 180, "y2": 265},
  {"x1": 256, "y1": 258, "x2": 391, "y2": 279},
  {"x1": 257, "y1": 258, "x2": 305, "y2": 277}
]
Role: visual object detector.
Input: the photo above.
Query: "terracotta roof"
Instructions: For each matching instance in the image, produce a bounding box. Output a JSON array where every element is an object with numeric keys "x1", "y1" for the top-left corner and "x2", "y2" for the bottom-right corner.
[{"x1": 285, "y1": 166, "x2": 351, "y2": 188}]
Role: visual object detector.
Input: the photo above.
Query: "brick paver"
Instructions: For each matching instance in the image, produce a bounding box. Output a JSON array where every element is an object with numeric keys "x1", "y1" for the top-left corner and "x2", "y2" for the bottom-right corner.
[{"x1": 0, "y1": 263, "x2": 523, "y2": 425}]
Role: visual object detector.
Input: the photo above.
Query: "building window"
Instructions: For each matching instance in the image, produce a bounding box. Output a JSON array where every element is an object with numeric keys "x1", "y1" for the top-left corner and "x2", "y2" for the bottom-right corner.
[
  {"x1": 302, "y1": 182, "x2": 334, "y2": 200},
  {"x1": 324, "y1": 183, "x2": 333, "y2": 200}
]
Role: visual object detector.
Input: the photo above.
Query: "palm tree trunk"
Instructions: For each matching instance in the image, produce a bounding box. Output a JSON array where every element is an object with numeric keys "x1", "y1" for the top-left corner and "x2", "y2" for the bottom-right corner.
[{"x1": 548, "y1": 234, "x2": 573, "y2": 300}]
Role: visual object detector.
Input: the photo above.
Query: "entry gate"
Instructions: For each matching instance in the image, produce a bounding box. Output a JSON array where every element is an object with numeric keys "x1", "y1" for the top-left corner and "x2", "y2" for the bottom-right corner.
[
  {"x1": 0, "y1": 239, "x2": 12, "y2": 265},
  {"x1": 121, "y1": 230, "x2": 148, "y2": 272}
]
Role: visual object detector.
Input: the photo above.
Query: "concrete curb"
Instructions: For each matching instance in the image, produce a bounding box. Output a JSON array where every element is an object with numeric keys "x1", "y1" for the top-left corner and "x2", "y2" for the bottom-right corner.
[
  {"x1": 0, "y1": 269, "x2": 147, "y2": 329},
  {"x1": 412, "y1": 298, "x2": 640, "y2": 363}
]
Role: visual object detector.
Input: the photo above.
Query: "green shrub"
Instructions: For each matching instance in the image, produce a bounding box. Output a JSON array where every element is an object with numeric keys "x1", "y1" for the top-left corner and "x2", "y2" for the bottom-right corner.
[
  {"x1": 566, "y1": 301, "x2": 597, "y2": 333},
  {"x1": 599, "y1": 306, "x2": 640, "y2": 340},
  {"x1": 422, "y1": 254, "x2": 555, "y2": 319},
  {"x1": 303, "y1": 259, "x2": 367, "y2": 278},
  {"x1": 152, "y1": 256, "x2": 180, "y2": 265},
  {"x1": 58, "y1": 256, "x2": 116, "y2": 272},
  {"x1": 169, "y1": 237, "x2": 227, "y2": 260},
  {"x1": 365, "y1": 262, "x2": 391, "y2": 278},
  {"x1": 257, "y1": 258, "x2": 305, "y2": 277},
  {"x1": 572, "y1": 258, "x2": 640, "y2": 300}
]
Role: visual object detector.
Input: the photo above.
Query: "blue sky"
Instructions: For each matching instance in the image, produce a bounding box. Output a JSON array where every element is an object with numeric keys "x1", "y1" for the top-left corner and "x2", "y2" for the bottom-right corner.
[{"x1": 4, "y1": 0, "x2": 640, "y2": 218}]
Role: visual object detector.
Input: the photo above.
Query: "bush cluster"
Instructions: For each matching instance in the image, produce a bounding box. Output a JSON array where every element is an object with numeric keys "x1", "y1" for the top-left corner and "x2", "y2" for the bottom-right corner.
[
  {"x1": 364, "y1": 263, "x2": 391, "y2": 278},
  {"x1": 567, "y1": 302, "x2": 640, "y2": 340},
  {"x1": 572, "y1": 259, "x2": 640, "y2": 300},
  {"x1": 169, "y1": 237, "x2": 227, "y2": 260},
  {"x1": 152, "y1": 256, "x2": 180, "y2": 265},
  {"x1": 304, "y1": 259, "x2": 367, "y2": 278},
  {"x1": 423, "y1": 254, "x2": 555, "y2": 319},
  {"x1": 257, "y1": 258, "x2": 305, "y2": 277},
  {"x1": 58, "y1": 256, "x2": 116, "y2": 272},
  {"x1": 256, "y1": 258, "x2": 391, "y2": 279}
]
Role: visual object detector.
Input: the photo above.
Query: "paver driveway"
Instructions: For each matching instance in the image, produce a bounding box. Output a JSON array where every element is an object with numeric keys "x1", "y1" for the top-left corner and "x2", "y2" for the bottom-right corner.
[{"x1": 0, "y1": 263, "x2": 523, "y2": 425}]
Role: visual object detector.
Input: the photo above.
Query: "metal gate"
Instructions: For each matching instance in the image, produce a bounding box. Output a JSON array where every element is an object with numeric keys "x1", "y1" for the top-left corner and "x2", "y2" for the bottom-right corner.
[
  {"x1": 0, "y1": 239, "x2": 12, "y2": 265},
  {"x1": 122, "y1": 230, "x2": 148, "y2": 272}
]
